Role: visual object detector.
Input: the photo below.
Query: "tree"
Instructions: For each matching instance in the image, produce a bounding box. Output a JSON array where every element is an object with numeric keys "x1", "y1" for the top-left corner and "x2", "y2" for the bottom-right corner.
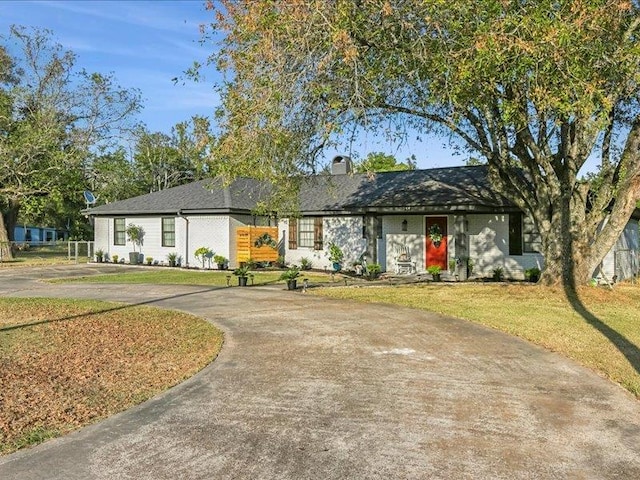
[
  {"x1": 203, "y1": 0, "x2": 640, "y2": 287},
  {"x1": 132, "y1": 116, "x2": 215, "y2": 193},
  {"x1": 85, "y1": 147, "x2": 143, "y2": 204},
  {"x1": 355, "y1": 152, "x2": 414, "y2": 173},
  {"x1": 0, "y1": 26, "x2": 141, "y2": 258}
]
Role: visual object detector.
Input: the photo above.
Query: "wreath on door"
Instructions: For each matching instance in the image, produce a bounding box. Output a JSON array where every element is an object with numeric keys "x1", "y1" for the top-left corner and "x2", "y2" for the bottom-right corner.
[{"x1": 429, "y1": 224, "x2": 443, "y2": 247}]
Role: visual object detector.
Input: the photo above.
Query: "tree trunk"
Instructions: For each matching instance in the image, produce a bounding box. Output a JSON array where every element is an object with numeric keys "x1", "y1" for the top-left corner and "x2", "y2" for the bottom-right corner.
[
  {"x1": 537, "y1": 188, "x2": 625, "y2": 288},
  {"x1": 4, "y1": 203, "x2": 19, "y2": 242},
  {"x1": 0, "y1": 212, "x2": 13, "y2": 261}
]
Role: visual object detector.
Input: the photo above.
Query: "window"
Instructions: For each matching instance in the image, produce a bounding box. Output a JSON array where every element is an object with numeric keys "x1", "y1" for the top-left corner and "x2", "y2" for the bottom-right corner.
[
  {"x1": 162, "y1": 217, "x2": 175, "y2": 247},
  {"x1": 114, "y1": 218, "x2": 125, "y2": 245},
  {"x1": 288, "y1": 217, "x2": 323, "y2": 250},
  {"x1": 299, "y1": 218, "x2": 315, "y2": 248},
  {"x1": 508, "y1": 213, "x2": 523, "y2": 255}
]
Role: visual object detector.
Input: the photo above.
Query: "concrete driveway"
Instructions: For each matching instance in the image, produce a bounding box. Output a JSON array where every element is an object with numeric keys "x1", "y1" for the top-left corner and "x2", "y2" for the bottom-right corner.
[{"x1": 1, "y1": 265, "x2": 640, "y2": 479}]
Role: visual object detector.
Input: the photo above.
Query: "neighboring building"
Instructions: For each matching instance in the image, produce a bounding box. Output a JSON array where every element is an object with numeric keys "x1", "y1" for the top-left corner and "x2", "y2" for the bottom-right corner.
[
  {"x1": 85, "y1": 158, "x2": 640, "y2": 281},
  {"x1": 13, "y1": 225, "x2": 60, "y2": 244}
]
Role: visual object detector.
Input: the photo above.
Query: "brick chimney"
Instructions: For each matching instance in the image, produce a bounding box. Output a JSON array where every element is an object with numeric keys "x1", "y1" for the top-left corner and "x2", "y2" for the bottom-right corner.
[{"x1": 331, "y1": 155, "x2": 353, "y2": 175}]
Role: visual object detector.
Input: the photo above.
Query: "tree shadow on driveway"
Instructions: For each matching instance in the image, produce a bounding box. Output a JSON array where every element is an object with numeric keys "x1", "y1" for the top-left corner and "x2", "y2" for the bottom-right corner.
[{"x1": 0, "y1": 285, "x2": 229, "y2": 332}]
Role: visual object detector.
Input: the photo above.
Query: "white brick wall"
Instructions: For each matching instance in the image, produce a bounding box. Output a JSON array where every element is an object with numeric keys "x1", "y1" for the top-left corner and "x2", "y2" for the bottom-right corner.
[
  {"x1": 468, "y1": 214, "x2": 542, "y2": 279},
  {"x1": 280, "y1": 216, "x2": 367, "y2": 270}
]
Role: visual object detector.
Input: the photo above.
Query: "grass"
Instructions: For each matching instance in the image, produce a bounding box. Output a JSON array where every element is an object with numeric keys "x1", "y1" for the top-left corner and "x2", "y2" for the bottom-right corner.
[
  {"x1": 0, "y1": 243, "x2": 80, "y2": 267},
  {"x1": 50, "y1": 268, "x2": 348, "y2": 287},
  {"x1": 312, "y1": 282, "x2": 640, "y2": 398},
  {"x1": 0, "y1": 297, "x2": 223, "y2": 454}
]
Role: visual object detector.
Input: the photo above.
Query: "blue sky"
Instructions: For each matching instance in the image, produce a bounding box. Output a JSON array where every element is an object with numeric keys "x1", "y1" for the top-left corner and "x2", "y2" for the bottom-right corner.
[{"x1": 0, "y1": 0, "x2": 463, "y2": 169}]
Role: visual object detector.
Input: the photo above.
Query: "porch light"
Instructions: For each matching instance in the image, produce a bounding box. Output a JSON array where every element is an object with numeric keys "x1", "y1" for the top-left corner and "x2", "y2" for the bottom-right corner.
[{"x1": 402, "y1": 219, "x2": 408, "y2": 232}]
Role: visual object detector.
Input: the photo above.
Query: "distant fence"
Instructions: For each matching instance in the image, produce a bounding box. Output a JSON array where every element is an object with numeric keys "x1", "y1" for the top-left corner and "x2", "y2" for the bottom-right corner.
[
  {"x1": 0, "y1": 240, "x2": 92, "y2": 264},
  {"x1": 68, "y1": 241, "x2": 95, "y2": 263}
]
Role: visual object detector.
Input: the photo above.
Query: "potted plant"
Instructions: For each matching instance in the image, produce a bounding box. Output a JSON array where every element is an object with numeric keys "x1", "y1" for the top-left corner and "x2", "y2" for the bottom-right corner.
[
  {"x1": 525, "y1": 267, "x2": 541, "y2": 283},
  {"x1": 366, "y1": 262, "x2": 382, "y2": 279},
  {"x1": 112, "y1": 254, "x2": 119, "y2": 264},
  {"x1": 300, "y1": 257, "x2": 312, "y2": 271},
  {"x1": 328, "y1": 242, "x2": 344, "y2": 272},
  {"x1": 427, "y1": 265, "x2": 442, "y2": 281},
  {"x1": 194, "y1": 246, "x2": 214, "y2": 269},
  {"x1": 126, "y1": 224, "x2": 145, "y2": 264},
  {"x1": 233, "y1": 265, "x2": 250, "y2": 286},
  {"x1": 167, "y1": 252, "x2": 179, "y2": 267},
  {"x1": 145, "y1": 256, "x2": 153, "y2": 265},
  {"x1": 280, "y1": 266, "x2": 301, "y2": 290},
  {"x1": 95, "y1": 248, "x2": 104, "y2": 263},
  {"x1": 214, "y1": 254, "x2": 228, "y2": 270}
]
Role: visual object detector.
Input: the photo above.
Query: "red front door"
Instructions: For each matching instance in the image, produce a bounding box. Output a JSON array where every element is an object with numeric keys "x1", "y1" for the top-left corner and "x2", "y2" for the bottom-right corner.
[{"x1": 426, "y1": 217, "x2": 448, "y2": 270}]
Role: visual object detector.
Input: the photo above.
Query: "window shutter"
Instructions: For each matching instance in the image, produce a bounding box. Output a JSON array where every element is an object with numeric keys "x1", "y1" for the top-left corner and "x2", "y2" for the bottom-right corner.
[
  {"x1": 509, "y1": 213, "x2": 523, "y2": 255},
  {"x1": 288, "y1": 219, "x2": 298, "y2": 250},
  {"x1": 314, "y1": 217, "x2": 323, "y2": 250}
]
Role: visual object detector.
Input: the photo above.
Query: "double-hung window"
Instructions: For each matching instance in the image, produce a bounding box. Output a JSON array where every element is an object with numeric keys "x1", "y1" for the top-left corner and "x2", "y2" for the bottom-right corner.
[
  {"x1": 114, "y1": 218, "x2": 125, "y2": 245},
  {"x1": 162, "y1": 217, "x2": 175, "y2": 247},
  {"x1": 288, "y1": 217, "x2": 323, "y2": 250}
]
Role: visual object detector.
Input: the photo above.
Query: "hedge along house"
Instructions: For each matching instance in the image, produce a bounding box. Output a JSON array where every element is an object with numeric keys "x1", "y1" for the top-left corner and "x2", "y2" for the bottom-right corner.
[
  {"x1": 85, "y1": 178, "x2": 275, "y2": 267},
  {"x1": 282, "y1": 157, "x2": 640, "y2": 281}
]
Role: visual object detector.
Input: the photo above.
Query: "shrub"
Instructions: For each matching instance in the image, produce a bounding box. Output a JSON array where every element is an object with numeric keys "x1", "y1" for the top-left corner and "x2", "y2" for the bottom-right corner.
[
  {"x1": 492, "y1": 267, "x2": 504, "y2": 281},
  {"x1": 366, "y1": 263, "x2": 382, "y2": 278},
  {"x1": 280, "y1": 266, "x2": 301, "y2": 281},
  {"x1": 300, "y1": 257, "x2": 312, "y2": 270}
]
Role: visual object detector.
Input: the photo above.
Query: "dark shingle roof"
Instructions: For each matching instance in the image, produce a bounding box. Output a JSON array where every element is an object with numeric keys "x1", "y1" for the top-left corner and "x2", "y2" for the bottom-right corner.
[
  {"x1": 87, "y1": 165, "x2": 514, "y2": 216},
  {"x1": 299, "y1": 165, "x2": 514, "y2": 213},
  {"x1": 87, "y1": 177, "x2": 270, "y2": 215}
]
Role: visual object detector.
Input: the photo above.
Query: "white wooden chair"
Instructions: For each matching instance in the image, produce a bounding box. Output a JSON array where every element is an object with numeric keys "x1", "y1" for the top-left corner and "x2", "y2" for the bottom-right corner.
[{"x1": 395, "y1": 246, "x2": 415, "y2": 274}]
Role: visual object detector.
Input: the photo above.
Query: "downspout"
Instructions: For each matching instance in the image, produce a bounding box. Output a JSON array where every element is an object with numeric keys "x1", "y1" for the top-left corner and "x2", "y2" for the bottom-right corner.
[{"x1": 178, "y1": 211, "x2": 189, "y2": 267}]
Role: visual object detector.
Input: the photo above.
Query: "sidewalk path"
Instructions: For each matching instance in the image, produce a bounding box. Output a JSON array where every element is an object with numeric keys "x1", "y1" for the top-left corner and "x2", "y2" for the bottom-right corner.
[{"x1": 1, "y1": 265, "x2": 639, "y2": 479}]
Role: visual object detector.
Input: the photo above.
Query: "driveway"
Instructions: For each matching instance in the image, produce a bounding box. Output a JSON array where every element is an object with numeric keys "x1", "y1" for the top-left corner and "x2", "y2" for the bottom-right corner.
[{"x1": 1, "y1": 265, "x2": 640, "y2": 479}]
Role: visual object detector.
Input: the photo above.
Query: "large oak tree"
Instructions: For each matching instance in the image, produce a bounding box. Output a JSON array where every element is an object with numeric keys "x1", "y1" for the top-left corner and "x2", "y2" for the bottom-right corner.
[
  {"x1": 203, "y1": 0, "x2": 640, "y2": 287},
  {"x1": 0, "y1": 26, "x2": 141, "y2": 259}
]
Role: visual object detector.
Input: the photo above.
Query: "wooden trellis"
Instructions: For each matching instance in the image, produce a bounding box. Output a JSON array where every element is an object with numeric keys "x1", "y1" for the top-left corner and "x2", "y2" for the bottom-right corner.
[{"x1": 236, "y1": 226, "x2": 279, "y2": 265}]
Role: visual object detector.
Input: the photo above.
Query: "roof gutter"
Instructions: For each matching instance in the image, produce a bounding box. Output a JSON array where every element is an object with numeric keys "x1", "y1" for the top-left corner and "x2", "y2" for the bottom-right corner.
[{"x1": 177, "y1": 210, "x2": 189, "y2": 267}]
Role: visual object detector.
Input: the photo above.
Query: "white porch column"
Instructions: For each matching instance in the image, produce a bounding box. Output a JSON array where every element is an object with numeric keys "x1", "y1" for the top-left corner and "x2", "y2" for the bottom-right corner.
[{"x1": 454, "y1": 214, "x2": 468, "y2": 280}]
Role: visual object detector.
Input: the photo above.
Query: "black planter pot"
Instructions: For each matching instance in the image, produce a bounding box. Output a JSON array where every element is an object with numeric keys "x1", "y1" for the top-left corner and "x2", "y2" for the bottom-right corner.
[
  {"x1": 129, "y1": 252, "x2": 140, "y2": 265},
  {"x1": 238, "y1": 276, "x2": 248, "y2": 287},
  {"x1": 168, "y1": 260, "x2": 176, "y2": 267},
  {"x1": 287, "y1": 279, "x2": 297, "y2": 290},
  {"x1": 217, "y1": 263, "x2": 226, "y2": 270}
]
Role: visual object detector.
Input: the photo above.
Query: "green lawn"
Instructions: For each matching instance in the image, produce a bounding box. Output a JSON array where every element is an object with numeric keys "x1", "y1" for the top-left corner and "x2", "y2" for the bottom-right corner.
[
  {"x1": 313, "y1": 282, "x2": 640, "y2": 398},
  {"x1": 0, "y1": 243, "x2": 79, "y2": 267},
  {"x1": 51, "y1": 268, "x2": 347, "y2": 287}
]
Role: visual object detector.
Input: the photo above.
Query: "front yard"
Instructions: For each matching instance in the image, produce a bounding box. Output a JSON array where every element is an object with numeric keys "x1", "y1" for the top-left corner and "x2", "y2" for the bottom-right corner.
[
  {"x1": 0, "y1": 298, "x2": 223, "y2": 454},
  {"x1": 313, "y1": 282, "x2": 640, "y2": 398}
]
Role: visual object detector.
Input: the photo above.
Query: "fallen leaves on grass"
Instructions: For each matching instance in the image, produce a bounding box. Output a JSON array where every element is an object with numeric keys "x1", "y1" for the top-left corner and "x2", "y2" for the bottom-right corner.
[{"x1": 0, "y1": 298, "x2": 223, "y2": 454}]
